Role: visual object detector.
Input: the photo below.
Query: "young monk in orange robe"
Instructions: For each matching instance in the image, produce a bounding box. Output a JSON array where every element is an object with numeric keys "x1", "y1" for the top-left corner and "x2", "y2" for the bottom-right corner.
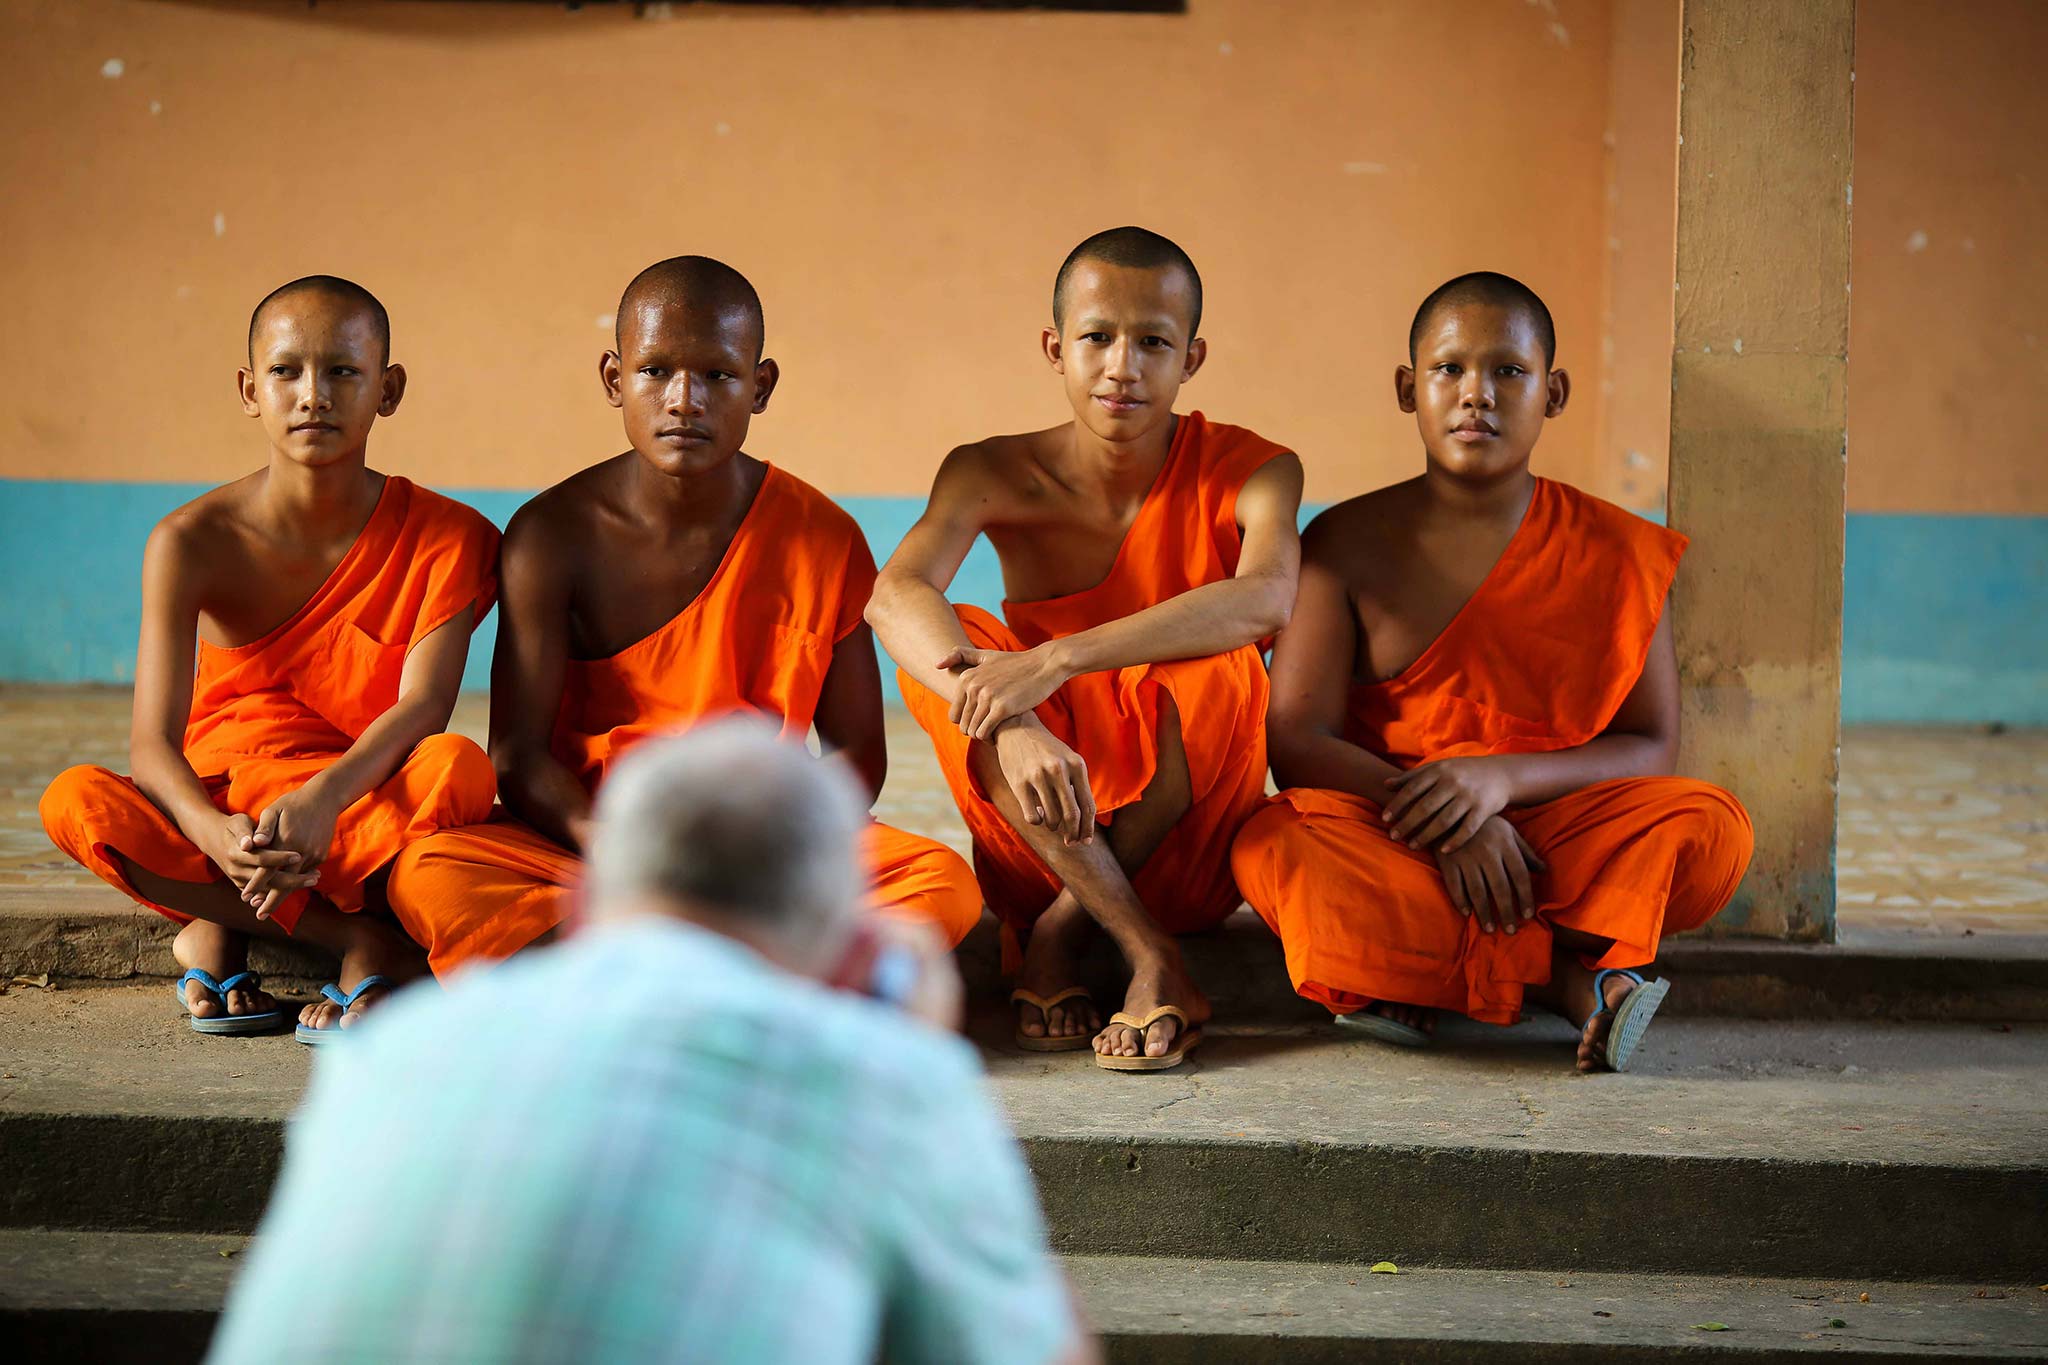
[
  {"x1": 383, "y1": 257, "x2": 980, "y2": 976},
  {"x1": 39, "y1": 276, "x2": 499, "y2": 1040},
  {"x1": 1230, "y1": 272, "x2": 1753, "y2": 1072},
  {"x1": 868, "y1": 228, "x2": 1303, "y2": 1071}
]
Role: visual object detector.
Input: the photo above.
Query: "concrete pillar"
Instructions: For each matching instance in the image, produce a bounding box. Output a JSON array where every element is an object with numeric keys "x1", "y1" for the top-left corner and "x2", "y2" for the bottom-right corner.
[{"x1": 1670, "y1": 0, "x2": 1853, "y2": 941}]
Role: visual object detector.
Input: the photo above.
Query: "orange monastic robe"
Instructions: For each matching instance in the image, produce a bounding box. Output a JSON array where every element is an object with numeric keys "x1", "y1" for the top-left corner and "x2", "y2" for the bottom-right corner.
[
  {"x1": 40, "y1": 477, "x2": 501, "y2": 935},
  {"x1": 385, "y1": 466, "x2": 982, "y2": 976},
  {"x1": 902, "y1": 411, "x2": 1286, "y2": 946},
  {"x1": 1230, "y1": 478, "x2": 1754, "y2": 1025}
]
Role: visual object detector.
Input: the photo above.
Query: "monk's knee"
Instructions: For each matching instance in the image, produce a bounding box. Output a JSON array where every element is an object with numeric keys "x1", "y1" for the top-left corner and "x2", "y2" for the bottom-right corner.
[
  {"x1": 39, "y1": 764, "x2": 122, "y2": 844},
  {"x1": 1229, "y1": 801, "x2": 1301, "y2": 909},
  {"x1": 1662, "y1": 781, "x2": 1755, "y2": 913},
  {"x1": 411, "y1": 734, "x2": 497, "y2": 818}
]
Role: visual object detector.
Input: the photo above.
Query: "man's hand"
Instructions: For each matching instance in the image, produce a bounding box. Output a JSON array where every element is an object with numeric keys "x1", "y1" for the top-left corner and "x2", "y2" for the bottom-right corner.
[
  {"x1": 1436, "y1": 817, "x2": 1545, "y2": 935},
  {"x1": 942, "y1": 643, "x2": 1069, "y2": 741},
  {"x1": 828, "y1": 914, "x2": 965, "y2": 1033},
  {"x1": 243, "y1": 787, "x2": 344, "y2": 919},
  {"x1": 993, "y1": 719, "x2": 1096, "y2": 846},
  {"x1": 1385, "y1": 756, "x2": 1515, "y2": 851},
  {"x1": 206, "y1": 812, "x2": 316, "y2": 900}
]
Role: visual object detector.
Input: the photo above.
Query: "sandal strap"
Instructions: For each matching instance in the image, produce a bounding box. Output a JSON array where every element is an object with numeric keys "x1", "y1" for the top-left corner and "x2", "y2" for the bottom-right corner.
[
  {"x1": 1582, "y1": 969, "x2": 1647, "y2": 1027},
  {"x1": 1010, "y1": 985, "x2": 1092, "y2": 1015},
  {"x1": 322, "y1": 974, "x2": 396, "y2": 1012},
  {"x1": 1107, "y1": 1004, "x2": 1191, "y2": 1032},
  {"x1": 176, "y1": 967, "x2": 227, "y2": 1002}
]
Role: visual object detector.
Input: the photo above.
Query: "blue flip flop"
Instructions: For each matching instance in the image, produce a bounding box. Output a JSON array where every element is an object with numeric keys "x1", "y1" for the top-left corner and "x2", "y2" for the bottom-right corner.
[
  {"x1": 295, "y1": 975, "x2": 396, "y2": 1047},
  {"x1": 174, "y1": 968, "x2": 285, "y2": 1035},
  {"x1": 1584, "y1": 968, "x2": 1671, "y2": 1072}
]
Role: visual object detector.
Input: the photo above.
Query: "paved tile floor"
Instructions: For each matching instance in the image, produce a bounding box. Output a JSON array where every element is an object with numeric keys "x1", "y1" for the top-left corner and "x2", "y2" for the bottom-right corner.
[{"x1": 4, "y1": 685, "x2": 2043, "y2": 935}]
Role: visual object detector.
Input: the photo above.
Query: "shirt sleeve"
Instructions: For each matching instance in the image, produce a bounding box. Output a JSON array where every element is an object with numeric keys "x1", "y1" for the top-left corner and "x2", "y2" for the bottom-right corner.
[
  {"x1": 408, "y1": 500, "x2": 503, "y2": 652},
  {"x1": 878, "y1": 1053, "x2": 1078, "y2": 1365}
]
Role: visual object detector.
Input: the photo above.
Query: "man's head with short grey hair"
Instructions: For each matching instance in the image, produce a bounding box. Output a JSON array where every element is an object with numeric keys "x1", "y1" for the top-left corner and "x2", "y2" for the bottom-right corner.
[{"x1": 586, "y1": 719, "x2": 867, "y2": 952}]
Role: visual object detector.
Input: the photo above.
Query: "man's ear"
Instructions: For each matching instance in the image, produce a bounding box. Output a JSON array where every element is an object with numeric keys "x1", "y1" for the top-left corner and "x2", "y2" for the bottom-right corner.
[
  {"x1": 1395, "y1": 364, "x2": 1418, "y2": 414},
  {"x1": 238, "y1": 366, "x2": 260, "y2": 418},
  {"x1": 1546, "y1": 367, "x2": 1571, "y2": 417},
  {"x1": 600, "y1": 350, "x2": 625, "y2": 409},
  {"x1": 377, "y1": 363, "x2": 407, "y2": 418},
  {"x1": 752, "y1": 357, "x2": 781, "y2": 415},
  {"x1": 1181, "y1": 336, "x2": 1208, "y2": 383},
  {"x1": 1041, "y1": 326, "x2": 1065, "y2": 373}
]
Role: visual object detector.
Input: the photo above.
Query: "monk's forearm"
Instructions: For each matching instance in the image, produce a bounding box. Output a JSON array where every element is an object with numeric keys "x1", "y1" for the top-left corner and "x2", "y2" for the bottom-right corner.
[
  {"x1": 1269, "y1": 727, "x2": 1406, "y2": 804},
  {"x1": 865, "y1": 572, "x2": 977, "y2": 702},
  {"x1": 299, "y1": 697, "x2": 454, "y2": 816},
  {"x1": 495, "y1": 749, "x2": 591, "y2": 852},
  {"x1": 130, "y1": 738, "x2": 239, "y2": 848},
  {"x1": 1051, "y1": 575, "x2": 1291, "y2": 677},
  {"x1": 1493, "y1": 732, "x2": 1676, "y2": 807}
]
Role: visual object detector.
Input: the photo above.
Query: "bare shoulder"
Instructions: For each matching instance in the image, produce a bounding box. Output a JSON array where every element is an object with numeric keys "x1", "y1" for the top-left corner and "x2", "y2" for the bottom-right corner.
[
  {"x1": 143, "y1": 476, "x2": 262, "y2": 588},
  {"x1": 928, "y1": 427, "x2": 1055, "y2": 511},
  {"x1": 1302, "y1": 479, "x2": 1418, "y2": 578},
  {"x1": 503, "y1": 456, "x2": 629, "y2": 575}
]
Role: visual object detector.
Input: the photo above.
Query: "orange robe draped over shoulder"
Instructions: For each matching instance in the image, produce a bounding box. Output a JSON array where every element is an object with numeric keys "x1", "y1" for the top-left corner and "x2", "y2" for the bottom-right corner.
[
  {"x1": 385, "y1": 466, "x2": 982, "y2": 976},
  {"x1": 1230, "y1": 478, "x2": 1753, "y2": 1024},
  {"x1": 902, "y1": 411, "x2": 1285, "y2": 942},
  {"x1": 40, "y1": 477, "x2": 501, "y2": 935}
]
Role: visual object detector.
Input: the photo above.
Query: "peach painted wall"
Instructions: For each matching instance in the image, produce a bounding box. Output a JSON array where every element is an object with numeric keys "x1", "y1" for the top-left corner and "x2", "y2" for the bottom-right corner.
[
  {"x1": 0, "y1": 0, "x2": 1618, "y2": 504},
  {"x1": 1845, "y1": 0, "x2": 2048, "y2": 514}
]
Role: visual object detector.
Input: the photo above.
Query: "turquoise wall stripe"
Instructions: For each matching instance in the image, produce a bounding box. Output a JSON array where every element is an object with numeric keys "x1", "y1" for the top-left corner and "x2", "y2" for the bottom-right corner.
[{"x1": 3, "y1": 479, "x2": 2042, "y2": 725}]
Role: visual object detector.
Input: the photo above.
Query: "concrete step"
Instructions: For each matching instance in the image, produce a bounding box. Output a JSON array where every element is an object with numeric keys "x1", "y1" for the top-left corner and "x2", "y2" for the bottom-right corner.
[
  {"x1": 8, "y1": 886, "x2": 2047, "y2": 1023},
  {"x1": 2, "y1": 1231, "x2": 2042, "y2": 1363},
  {"x1": 2, "y1": 983, "x2": 2042, "y2": 1281}
]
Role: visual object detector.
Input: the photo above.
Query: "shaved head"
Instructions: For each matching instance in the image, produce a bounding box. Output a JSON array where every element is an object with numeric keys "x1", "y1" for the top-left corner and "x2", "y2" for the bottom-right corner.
[
  {"x1": 248, "y1": 275, "x2": 389, "y2": 365},
  {"x1": 1053, "y1": 226, "x2": 1202, "y2": 337},
  {"x1": 616, "y1": 255, "x2": 764, "y2": 358},
  {"x1": 1409, "y1": 271, "x2": 1555, "y2": 368}
]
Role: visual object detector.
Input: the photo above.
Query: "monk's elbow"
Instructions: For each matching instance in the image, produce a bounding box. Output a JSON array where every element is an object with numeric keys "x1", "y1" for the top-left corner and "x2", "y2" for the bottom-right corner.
[{"x1": 1249, "y1": 574, "x2": 1295, "y2": 637}]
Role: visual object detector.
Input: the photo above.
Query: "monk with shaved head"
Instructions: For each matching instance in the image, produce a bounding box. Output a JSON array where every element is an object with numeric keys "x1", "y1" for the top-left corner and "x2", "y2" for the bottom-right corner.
[
  {"x1": 868, "y1": 227, "x2": 1304, "y2": 1071},
  {"x1": 41, "y1": 275, "x2": 501, "y2": 1041},
  {"x1": 384, "y1": 257, "x2": 983, "y2": 976},
  {"x1": 1231, "y1": 272, "x2": 1753, "y2": 1072}
]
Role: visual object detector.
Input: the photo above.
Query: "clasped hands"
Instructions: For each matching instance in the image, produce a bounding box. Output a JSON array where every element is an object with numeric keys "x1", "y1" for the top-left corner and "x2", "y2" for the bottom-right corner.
[
  {"x1": 206, "y1": 784, "x2": 342, "y2": 920},
  {"x1": 942, "y1": 644, "x2": 1095, "y2": 847},
  {"x1": 1383, "y1": 756, "x2": 1546, "y2": 936}
]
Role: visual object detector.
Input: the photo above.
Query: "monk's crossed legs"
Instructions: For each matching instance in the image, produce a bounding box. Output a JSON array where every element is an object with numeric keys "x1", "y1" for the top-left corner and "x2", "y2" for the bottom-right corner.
[{"x1": 970, "y1": 692, "x2": 1209, "y2": 1060}]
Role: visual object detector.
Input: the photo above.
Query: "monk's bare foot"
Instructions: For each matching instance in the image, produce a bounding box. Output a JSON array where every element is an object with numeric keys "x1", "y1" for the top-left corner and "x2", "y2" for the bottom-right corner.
[
  {"x1": 296, "y1": 914, "x2": 426, "y2": 1035},
  {"x1": 1367, "y1": 1000, "x2": 1438, "y2": 1037},
  {"x1": 1094, "y1": 948, "x2": 1210, "y2": 1060},
  {"x1": 172, "y1": 919, "x2": 277, "y2": 1019},
  {"x1": 1014, "y1": 893, "x2": 1100, "y2": 1044}
]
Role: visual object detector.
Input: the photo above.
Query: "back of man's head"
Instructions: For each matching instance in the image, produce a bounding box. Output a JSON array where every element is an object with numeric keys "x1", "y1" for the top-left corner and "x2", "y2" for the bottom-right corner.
[{"x1": 586, "y1": 720, "x2": 865, "y2": 966}]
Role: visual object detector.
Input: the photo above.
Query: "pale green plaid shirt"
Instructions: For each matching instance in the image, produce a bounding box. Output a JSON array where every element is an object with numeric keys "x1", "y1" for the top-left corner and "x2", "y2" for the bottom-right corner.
[{"x1": 210, "y1": 919, "x2": 1073, "y2": 1365}]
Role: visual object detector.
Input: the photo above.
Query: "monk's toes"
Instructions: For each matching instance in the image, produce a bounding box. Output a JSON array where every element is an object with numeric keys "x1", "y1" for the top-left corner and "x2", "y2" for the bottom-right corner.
[
  {"x1": 184, "y1": 990, "x2": 222, "y2": 1019},
  {"x1": 1017, "y1": 1011, "x2": 1048, "y2": 1040},
  {"x1": 1146, "y1": 1022, "x2": 1181, "y2": 1058}
]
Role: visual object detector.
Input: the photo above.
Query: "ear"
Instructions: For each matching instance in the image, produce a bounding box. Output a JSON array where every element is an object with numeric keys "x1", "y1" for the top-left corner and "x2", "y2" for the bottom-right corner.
[
  {"x1": 237, "y1": 366, "x2": 260, "y2": 418},
  {"x1": 1180, "y1": 336, "x2": 1208, "y2": 383},
  {"x1": 600, "y1": 350, "x2": 625, "y2": 409},
  {"x1": 1545, "y1": 367, "x2": 1571, "y2": 417},
  {"x1": 1041, "y1": 326, "x2": 1064, "y2": 374},
  {"x1": 377, "y1": 363, "x2": 407, "y2": 418},
  {"x1": 751, "y1": 357, "x2": 780, "y2": 415},
  {"x1": 1395, "y1": 364, "x2": 1417, "y2": 414}
]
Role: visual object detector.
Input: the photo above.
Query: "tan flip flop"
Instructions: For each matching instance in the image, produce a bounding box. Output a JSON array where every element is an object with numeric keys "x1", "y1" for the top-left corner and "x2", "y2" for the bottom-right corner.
[
  {"x1": 1093, "y1": 1004, "x2": 1203, "y2": 1072},
  {"x1": 1010, "y1": 985, "x2": 1096, "y2": 1052}
]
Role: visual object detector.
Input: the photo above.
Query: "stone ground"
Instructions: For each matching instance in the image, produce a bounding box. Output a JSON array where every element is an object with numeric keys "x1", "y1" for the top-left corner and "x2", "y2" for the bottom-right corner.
[
  {"x1": 3, "y1": 686, "x2": 2045, "y2": 1360},
  {"x1": 3, "y1": 684, "x2": 2046, "y2": 936}
]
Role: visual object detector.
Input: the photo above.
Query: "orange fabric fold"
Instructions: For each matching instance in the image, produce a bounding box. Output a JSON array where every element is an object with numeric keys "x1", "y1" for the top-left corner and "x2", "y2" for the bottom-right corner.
[
  {"x1": 39, "y1": 478, "x2": 502, "y2": 933},
  {"x1": 390, "y1": 818, "x2": 981, "y2": 978},
  {"x1": 386, "y1": 467, "x2": 983, "y2": 975},
  {"x1": 902, "y1": 411, "x2": 1286, "y2": 937},
  {"x1": 1231, "y1": 479, "x2": 1753, "y2": 1023}
]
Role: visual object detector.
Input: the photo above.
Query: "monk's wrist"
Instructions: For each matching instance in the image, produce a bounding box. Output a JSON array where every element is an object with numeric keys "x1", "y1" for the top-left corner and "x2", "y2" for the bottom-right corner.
[{"x1": 1039, "y1": 638, "x2": 1082, "y2": 681}]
